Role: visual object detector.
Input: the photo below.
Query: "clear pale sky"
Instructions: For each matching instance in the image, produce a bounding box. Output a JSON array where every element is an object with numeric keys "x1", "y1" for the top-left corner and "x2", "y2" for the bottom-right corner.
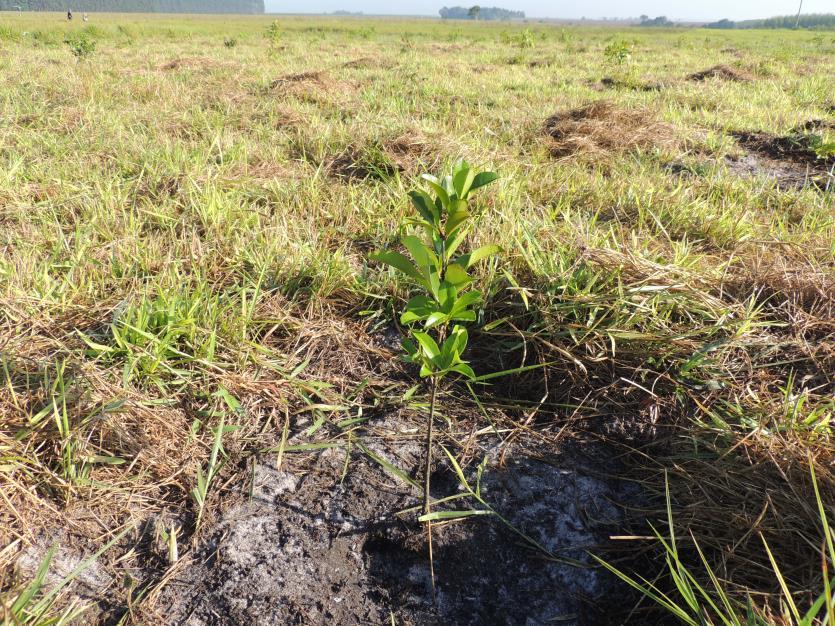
[{"x1": 265, "y1": 0, "x2": 831, "y2": 21}]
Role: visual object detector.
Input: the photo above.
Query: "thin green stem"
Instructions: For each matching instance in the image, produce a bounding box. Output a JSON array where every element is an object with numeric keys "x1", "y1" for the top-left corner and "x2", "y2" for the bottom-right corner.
[
  {"x1": 424, "y1": 378, "x2": 437, "y2": 515},
  {"x1": 424, "y1": 377, "x2": 438, "y2": 603}
]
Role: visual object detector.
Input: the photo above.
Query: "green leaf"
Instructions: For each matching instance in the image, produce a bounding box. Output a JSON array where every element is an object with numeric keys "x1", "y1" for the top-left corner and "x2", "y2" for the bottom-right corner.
[
  {"x1": 450, "y1": 290, "x2": 482, "y2": 315},
  {"x1": 424, "y1": 311, "x2": 448, "y2": 329},
  {"x1": 450, "y1": 310, "x2": 476, "y2": 323},
  {"x1": 402, "y1": 235, "x2": 438, "y2": 273},
  {"x1": 456, "y1": 244, "x2": 501, "y2": 269},
  {"x1": 401, "y1": 295, "x2": 438, "y2": 325},
  {"x1": 470, "y1": 171, "x2": 498, "y2": 192},
  {"x1": 441, "y1": 445, "x2": 472, "y2": 492},
  {"x1": 408, "y1": 190, "x2": 439, "y2": 225},
  {"x1": 371, "y1": 251, "x2": 425, "y2": 285},
  {"x1": 402, "y1": 337, "x2": 418, "y2": 358},
  {"x1": 12, "y1": 546, "x2": 54, "y2": 613},
  {"x1": 412, "y1": 331, "x2": 440, "y2": 359},
  {"x1": 453, "y1": 162, "x2": 476, "y2": 198},
  {"x1": 444, "y1": 227, "x2": 469, "y2": 260},
  {"x1": 418, "y1": 509, "x2": 492, "y2": 522},
  {"x1": 445, "y1": 205, "x2": 471, "y2": 237},
  {"x1": 444, "y1": 263, "x2": 472, "y2": 288},
  {"x1": 449, "y1": 362, "x2": 476, "y2": 379},
  {"x1": 437, "y1": 280, "x2": 458, "y2": 311},
  {"x1": 357, "y1": 443, "x2": 420, "y2": 490},
  {"x1": 421, "y1": 176, "x2": 450, "y2": 208}
]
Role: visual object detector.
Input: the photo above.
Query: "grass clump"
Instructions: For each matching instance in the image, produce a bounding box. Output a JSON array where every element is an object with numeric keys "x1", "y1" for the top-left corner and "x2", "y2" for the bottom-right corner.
[{"x1": 544, "y1": 101, "x2": 678, "y2": 160}]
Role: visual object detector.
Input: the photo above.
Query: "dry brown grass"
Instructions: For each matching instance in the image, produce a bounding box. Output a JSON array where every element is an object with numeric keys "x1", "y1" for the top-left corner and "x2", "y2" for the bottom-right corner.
[
  {"x1": 656, "y1": 435, "x2": 835, "y2": 611},
  {"x1": 157, "y1": 57, "x2": 224, "y2": 72},
  {"x1": 327, "y1": 131, "x2": 442, "y2": 180},
  {"x1": 544, "y1": 101, "x2": 679, "y2": 160},
  {"x1": 687, "y1": 64, "x2": 753, "y2": 82}
]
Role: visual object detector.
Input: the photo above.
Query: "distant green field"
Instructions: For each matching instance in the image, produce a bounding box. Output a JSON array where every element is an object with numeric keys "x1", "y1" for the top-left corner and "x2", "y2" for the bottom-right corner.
[{"x1": 0, "y1": 13, "x2": 833, "y2": 624}]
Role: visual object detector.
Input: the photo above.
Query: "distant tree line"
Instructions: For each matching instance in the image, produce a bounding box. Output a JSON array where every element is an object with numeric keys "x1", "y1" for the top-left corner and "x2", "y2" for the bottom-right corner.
[
  {"x1": 0, "y1": 0, "x2": 264, "y2": 13},
  {"x1": 706, "y1": 13, "x2": 835, "y2": 29},
  {"x1": 439, "y1": 6, "x2": 525, "y2": 20},
  {"x1": 637, "y1": 14, "x2": 675, "y2": 27}
]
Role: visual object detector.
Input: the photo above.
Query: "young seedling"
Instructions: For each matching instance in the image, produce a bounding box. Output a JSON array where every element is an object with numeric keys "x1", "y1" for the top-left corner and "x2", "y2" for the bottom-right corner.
[
  {"x1": 371, "y1": 159, "x2": 498, "y2": 592},
  {"x1": 64, "y1": 32, "x2": 96, "y2": 61}
]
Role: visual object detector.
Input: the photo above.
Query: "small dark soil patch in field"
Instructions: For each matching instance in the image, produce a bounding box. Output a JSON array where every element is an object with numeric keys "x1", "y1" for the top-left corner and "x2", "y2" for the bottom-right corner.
[
  {"x1": 158, "y1": 57, "x2": 220, "y2": 71},
  {"x1": 267, "y1": 71, "x2": 355, "y2": 105},
  {"x1": 600, "y1": 76, "x2": 666, "y2": 92},
  {"x1": 159, "y1": 414, "x2": 639, "y2": 625},
  {"x1": 342, "y1": 56, "x2": 394, "y2": 70},
  {"x1": 726, "y1": 131, "x2": 834, "y2": 189},
  {"x1": 328, "y1": 133, "x2": 440, "y2": 181},
  {"x1": 269, "y1": 71, "x2": 327, "y2": 89},
  {"x1": 528, "y1": 57, "x2": 555, "y2": 68},
  {"x1": 794, "y1": 119, "x2": 835, "y2": 133},
  {"x1": 544, "y1": 101, "x2": 678, "y2": 160},
  {"x1": 687, "y1": 64, "x2": 752, "y2": 82}
]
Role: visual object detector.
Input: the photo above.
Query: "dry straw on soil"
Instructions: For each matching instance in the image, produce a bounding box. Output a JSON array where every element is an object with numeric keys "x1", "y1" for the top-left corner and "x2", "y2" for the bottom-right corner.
[
  {"x1": 327, "y1": 132, "x2": 442, "y2": 180},
  {"x1": 544, "y1": 101, "x2": 679, "y2": 160},
  {"x1": 687, "y1": 64, "x2": 753, "y2": 82}
]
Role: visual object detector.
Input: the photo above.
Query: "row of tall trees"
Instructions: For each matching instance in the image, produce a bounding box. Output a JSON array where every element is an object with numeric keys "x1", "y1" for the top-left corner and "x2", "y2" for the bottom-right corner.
[
  {"x1": 706, "y1": 13, "x2": 835, "y2": 29},
  {"x1": 439, "y1": 6, "x2": 525, "y2": 20},
  {"x1": 0, "y1": 0, "x2": 264, "y2": 12},
  {"x1": 637, "y1": 14, "x2": 674, "y2": 26}
]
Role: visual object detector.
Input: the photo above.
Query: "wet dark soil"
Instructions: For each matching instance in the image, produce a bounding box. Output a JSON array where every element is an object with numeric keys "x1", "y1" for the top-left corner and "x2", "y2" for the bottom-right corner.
[
  {"x1": 726, "y1": 131, "x2": 834, "y2": 189},
  {"x1": 160, "y1": 415, "x2": 638, "y2": 625},
  {"x1": 687, "y1": 64, "x2": 752, "y2": 82}
]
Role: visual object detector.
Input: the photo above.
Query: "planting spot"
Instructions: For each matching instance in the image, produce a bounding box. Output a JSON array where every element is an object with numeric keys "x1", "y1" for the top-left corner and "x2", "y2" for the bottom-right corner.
[
  {"x1": 267, "y1": 71, "x2": 354, "y2": 104},
  {"x1": 687, "y1": 64, "x2": 752, "y2": 82},
  {"x1": 160, "y1": 416, "x2": 635, "y2": 625},
  {"x1": 527, "y1": 58, "x2": 554, "y2": 68},
  {"x1": 327, "y1": 133, "x2": 440, "y2": 181},
  {"x1": 342, "y1": 56, "x2": 394, "y2": 70},
  {"x1": 544, "y1": 101, "x2": 678, "y2": 160},
  {"x1": 158, "y1": 57, "x2": 220, "y2": 72},
  {"x1": 269, "y1": 71, "x2": 327, "y2": 89},
  {"x1": 794, "y1": 119, "x2": 835, "y2": 133},
  {"x1": 600, "y1": 76, "x2": 666, "y2": 92},
  {"x1": 725, "y1": 131, "x2": 834, "y2": 189},
  {"x1": 16, "y1": 538, "x2": 114, "y2": 609}
]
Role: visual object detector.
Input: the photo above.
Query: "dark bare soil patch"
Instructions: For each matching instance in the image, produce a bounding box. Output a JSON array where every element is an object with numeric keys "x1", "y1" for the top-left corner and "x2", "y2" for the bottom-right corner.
[
  {"x1": 342, "y1": 56, "x2": 394, "y2": 70},
  {"x1": 267, "y1": 70, "x2": 355, "y2": 105},
  {"x1": 328, "y1": 133, "x2": 440, "y2": 181},
  {"x1": 528, "y1": 57, "x2": 555, "y2": 68},
  {"x1": 269, "y1": 71, "x2": 327, "y2": 89},
  {"x1": 544, "y1": 101, "x2": 678, "y2": 160},
  {"x1": 158, "y1": 57, "x2": 221, "y2": 72},
  {"x1": 600, "y1": 76, "x2": 667, "y2": 92},
  {"x1": 156, "y1": 414, "x2": 638, "y2": 625},
  {"x1": 687, "y1": 64, "x2": 752, "y2": 82},
  {"x1": 726, "y1": 131, "x2": 834, "y2": 189},
  {"x1": 794, "y1": 119, "x2": 835, "y2": 133}
]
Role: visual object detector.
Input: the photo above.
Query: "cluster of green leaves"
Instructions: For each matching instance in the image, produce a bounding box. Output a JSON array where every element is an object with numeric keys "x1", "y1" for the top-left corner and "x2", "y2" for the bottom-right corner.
[
  {"x1": 806, "y1": 134, "x2": 835, "y2": 160},
  {"x1": 500, "y1": 28, "x2": 535, "y2": 49},
  {"x1": 264, "y1": 19, "x2": 281, "y2": 44},
  {"x1": 604, "y1": 39, "x2": 633, "y2": 65},
  {"x1": 64, "y1": 32, "x2": 96, "y2": 60},
  {"x1": 372, "y1": 160, "x2": 498, "y2": 382},
  {"x1": 80, "y1": 290, "x2": 220, "y2": 387}
]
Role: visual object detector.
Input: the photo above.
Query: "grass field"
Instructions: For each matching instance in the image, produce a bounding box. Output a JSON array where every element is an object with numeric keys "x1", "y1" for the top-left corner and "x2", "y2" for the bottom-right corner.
[{"x1": 0, "y1": 12, "x2": 833, "y2": 624}]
